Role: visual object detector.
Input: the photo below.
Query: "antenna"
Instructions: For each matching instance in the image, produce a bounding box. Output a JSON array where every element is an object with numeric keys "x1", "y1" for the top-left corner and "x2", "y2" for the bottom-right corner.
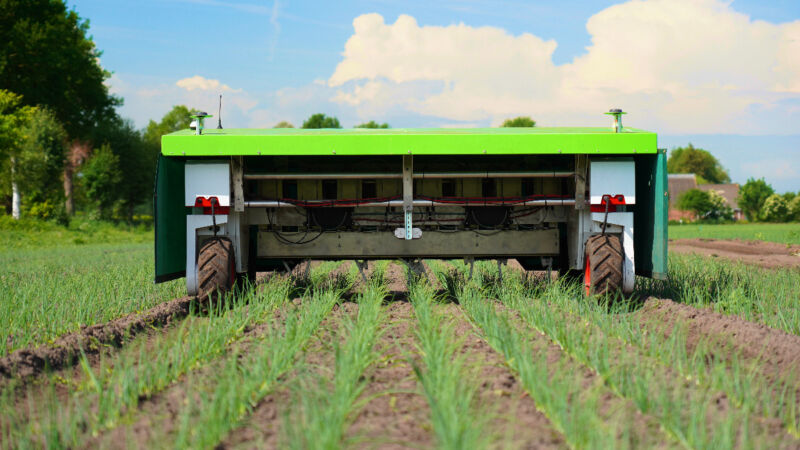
[{"x1": 217, "y1": 94, "x2": 223, "y2": 129}]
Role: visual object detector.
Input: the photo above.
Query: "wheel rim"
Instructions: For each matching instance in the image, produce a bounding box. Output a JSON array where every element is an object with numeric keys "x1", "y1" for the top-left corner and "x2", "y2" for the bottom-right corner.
[{"x1": 584, "y1": 253, "x2": 591, "y2": 296}]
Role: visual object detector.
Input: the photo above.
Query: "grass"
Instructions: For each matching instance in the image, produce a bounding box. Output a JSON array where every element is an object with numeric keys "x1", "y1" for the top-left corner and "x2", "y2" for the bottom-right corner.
[
  {"x1": 0, "y1": 215, "x2": 152, "y2": 249},
  {"x1": 669, "y1": 222, "x2": 800, "y2": 245},
  {"x1": 0, "y1": 243, "x2": 183, "y2": 355},
  {"x1": 640, "y1": 253, "x2": 800, "y2": 335}
]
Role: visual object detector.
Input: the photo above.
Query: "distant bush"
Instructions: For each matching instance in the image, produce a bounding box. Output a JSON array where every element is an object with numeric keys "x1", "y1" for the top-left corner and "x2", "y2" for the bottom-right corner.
[
  {"x1": 788, "y1": 196, "x2": 800, "y2": 222},
  {"x1": 677, "y1": 189, "x2": 733, "y2": 222},
  {"x1": 738, "y1": 178, "x2": 774, "y2": 221},
  {"x1": 760, "y1": 194, "x2": 789, "y2": 222}
]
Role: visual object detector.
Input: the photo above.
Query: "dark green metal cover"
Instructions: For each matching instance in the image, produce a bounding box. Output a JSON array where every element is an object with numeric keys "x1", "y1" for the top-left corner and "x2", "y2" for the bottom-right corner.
[{"x1": 154, "y1": 155, "x2": 187, "y2": 282}]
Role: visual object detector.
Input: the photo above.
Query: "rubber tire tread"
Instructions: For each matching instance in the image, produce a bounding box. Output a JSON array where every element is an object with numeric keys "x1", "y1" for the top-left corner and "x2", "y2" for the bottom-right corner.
[
  {"x1": 197, "y1": 237, "x2": 234, "y2": 301},
  {"x1": 585, "y1": 234, "x2": 623, "y2": 296}
]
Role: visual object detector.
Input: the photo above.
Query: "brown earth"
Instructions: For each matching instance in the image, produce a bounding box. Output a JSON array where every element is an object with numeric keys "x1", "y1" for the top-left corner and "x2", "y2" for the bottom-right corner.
[
  {"x1": 638, "y1": 298, "x2": 800, "y2": 384},
  {"x1": 446, "y1": 303, "x2": 566, "y2": 448},
  {"x1": 346, "y1": 301, "x2": 434, "y2": 449},
  {"x1": 0, "y1": 295, "x2": 194, "y2": 380},
  {"x1": 669, "y1": 238, "x2": 800, "y2": 269}
]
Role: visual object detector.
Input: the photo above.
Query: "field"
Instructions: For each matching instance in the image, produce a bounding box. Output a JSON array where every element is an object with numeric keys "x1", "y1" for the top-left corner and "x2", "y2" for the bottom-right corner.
[
  {"x1": 1, "y1": 227, "x2": 800, "y2": 448},
  {"x1": 669, "y1": 222, "x2": 800, "y2": 245}
]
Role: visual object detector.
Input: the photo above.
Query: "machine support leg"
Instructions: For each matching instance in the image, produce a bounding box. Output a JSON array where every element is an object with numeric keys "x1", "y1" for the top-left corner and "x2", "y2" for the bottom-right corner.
[
  {"x1": 303, "y1": 259, "x2": 311, "y2": 281},
  {"x1": 356, "y1": 260, "x2": 369, "y2": 284},
  {"x1": 465, "y1": 256, "x2": 475, "y2": 280},
  {"x1": 497, "y1": 259, "x2": 506, "y2": 284},
  {"x1": 402, "y1": 155, "x2": 413, "y2": 240}
]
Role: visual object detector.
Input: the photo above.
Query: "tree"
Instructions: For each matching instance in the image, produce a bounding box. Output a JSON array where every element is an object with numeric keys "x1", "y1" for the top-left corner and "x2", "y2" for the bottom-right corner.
[
  {"x1": 273, "y1": 121, "x2": 294, "y2": 128},
  {"x1": 666, "y1": 144, "x2": 730, "y2": 184},
  {"x1": 14, "y1": 107, "x2": 67, "y2": 214},
  {"x1": 760, "y1": 194, "x2": 789, "y2": 222},
  {"x1": 0, "y1": 0, "x2": 121, "y2": 214},
  {"x1": 79, "y1": 144, "x2": 121, "y2": 219},
  {"x1": 92, "y1": 117, "x2": 154, "y2": 220},
  {"x1": 144, "y1": 105, "x2": 198, "y2": 148},
  {"x1": 302, "y1": 114, "x2": 341, "y2": 129},
  {"x1": 355, "y1": 121, "x2": 389, "y2": 129},
  {"x1": 0, "y1": 90, "x2": 36, "y2": 218},
  {"x1": 501, "y1": 116, "x2": 536, "y2": 127},
  {"x1": 788, "y1": 196, "x2": 800, "y2": 222},
  {"x1": 738, "y1": 178, "x2": 774, "y2": 221},
  {"x1": 677, "y1": 189, "x2": 712, "y2": 218}
]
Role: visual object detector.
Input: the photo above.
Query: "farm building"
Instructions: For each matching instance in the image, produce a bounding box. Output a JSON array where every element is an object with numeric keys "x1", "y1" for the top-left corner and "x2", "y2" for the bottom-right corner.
[
  {"x1": 668, "y1": 174, "x2": 742, "y2": 221},
  {"x1": 698, "y1": 183, "x2": 743, "y2": 220}
]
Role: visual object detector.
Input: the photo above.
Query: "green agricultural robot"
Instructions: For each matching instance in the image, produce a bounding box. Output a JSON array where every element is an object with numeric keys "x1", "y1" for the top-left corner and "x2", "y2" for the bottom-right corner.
[{"x1": 154, "y1": 111, "x2": 668, "y2": 298}]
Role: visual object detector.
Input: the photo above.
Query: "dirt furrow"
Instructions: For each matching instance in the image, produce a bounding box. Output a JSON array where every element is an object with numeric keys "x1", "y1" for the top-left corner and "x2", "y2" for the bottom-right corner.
[
  {"x1": 0, "y1": 295, "x2": 194, "y2": 380},
  {"x1": 638, "y1": 297, "x2": 800, "y2": 385},
  {"x1": 669, "y1": 238, "x2": 800, "y2": 270},
  {"x1": 346, "y1": 301, "x2": 433, "y2": 449},
  {"x1": 219, "y1": 301, "x2": 358, "y2": 448},
  {"x1": 445, "y1": 303, "x2": 567, "y2": 449}
]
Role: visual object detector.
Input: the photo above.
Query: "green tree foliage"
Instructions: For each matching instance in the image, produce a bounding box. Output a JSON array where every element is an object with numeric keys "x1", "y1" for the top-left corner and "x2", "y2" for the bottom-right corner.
[
  {"x1": 92, "y1": 117, "x2": 154, "y2": 219},
  {"x1": 355, "y1": 121, "x2": 389, "y2": 129},
  {"x1": 144, "y1": 105, "x2": 198, "y2": 148},
  {"x1": 677, "y1": 189, "x2": 712, "y2": 216},
  {"x1": 273, "y1": 121, "x2": 295, "y2": 128},
  {"x1": 0, "y1": 91, "x2": 33, "y2": 160},
  {"x1": 788, "y1": 196, "x2": 800, "y2": 222},
  {"x1": 79, "y1": 144, "x2": 121, "y2": 219},
  {"x1": 501, "y1": 117, "x2": 536, "y2": 127},
  {"x1": 16, "y1": 108, "x2": 67, "y2": 206},
  {"x1": 301, "y1": 114, "x2": 341, "y2": 129},
  {"x1": 738, "y1": 178, "x2": 774, "y2": 221},
  {"x1": 0, "y1": 0, "x2": 119, "y2": 139},
  {"x1": 666, "y1": 144, "x2": 730, "y2": 184},
  {"x1": 760, "y1": 194, "x2": 789, "y2": 222}
]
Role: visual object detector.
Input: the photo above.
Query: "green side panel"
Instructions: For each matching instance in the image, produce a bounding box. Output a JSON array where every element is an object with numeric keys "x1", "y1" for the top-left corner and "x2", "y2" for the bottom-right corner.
[
  {"x1": 632, "y1": 150, "x2": 668, "y2": 279},
  {"x1": 162, "y1": 127, "x2": 657, "y2": 157},
  {"x1": 154, "y1": 155, "x2": 187, "y2": 283},
  {"x1": 652, "y1": 149, "x2": 669, "y2": 279}
]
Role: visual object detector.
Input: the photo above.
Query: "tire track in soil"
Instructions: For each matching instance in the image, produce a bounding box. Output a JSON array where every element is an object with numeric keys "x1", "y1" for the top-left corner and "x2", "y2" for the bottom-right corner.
[
  {"x1": 346, "y1": 301, "x2": 434, "y2": 449},
  {"x1": 219, "y1": 301, "x2": 359, "y2": 449},
  {"x1": 444, "y1": 303, "x2": 566, "y2": 449},
  {"x1": 637, "y1": 297, "x2": 800, "y2": 387}
]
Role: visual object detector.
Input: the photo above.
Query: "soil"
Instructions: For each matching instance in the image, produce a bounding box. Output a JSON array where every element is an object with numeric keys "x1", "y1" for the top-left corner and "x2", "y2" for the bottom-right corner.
[
  {"x1": 0, "y1": 295, "x2": 194, "y2": 380},
  {"x1": 637, "y1": 297, "x2": 800, "y2": 384},
  {"x1": 346, "y1": 301, "x2": 434, "y2": 449},
  {"x1": 445, "y1": 303, "x2": 566, "y2": 448},
  {"x1": 669, "y1": 238, "x2": 800, "y2": 269},
  {"x1": 385, "y1": 263, "x2": 409, "y2": 299}
]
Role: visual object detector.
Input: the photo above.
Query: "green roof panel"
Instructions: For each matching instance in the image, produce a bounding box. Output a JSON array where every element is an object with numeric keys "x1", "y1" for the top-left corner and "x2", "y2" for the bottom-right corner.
[{"x1": 161, "y1": 127, "x2": 658, "y2": 156}]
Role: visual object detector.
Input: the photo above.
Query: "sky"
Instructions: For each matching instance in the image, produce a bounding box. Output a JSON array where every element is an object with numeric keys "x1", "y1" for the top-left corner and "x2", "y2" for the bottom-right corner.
[{"x1": 71, "y1": 0, "x2": 800, "y2": 192}]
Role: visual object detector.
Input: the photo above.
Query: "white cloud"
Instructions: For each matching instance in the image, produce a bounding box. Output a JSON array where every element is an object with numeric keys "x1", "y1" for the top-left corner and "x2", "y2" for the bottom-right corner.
[
  {"x1": 176, "y1": 75, "x2": 242, "y2": 93},
  {"x1": 328, "y1": 1, "x2": 800, "y2": 134}
]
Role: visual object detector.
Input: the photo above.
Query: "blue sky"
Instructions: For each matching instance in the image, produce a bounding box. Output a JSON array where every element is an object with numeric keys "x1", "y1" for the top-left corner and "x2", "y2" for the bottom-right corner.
[{"x1": 73, "y1": 0, "x2": 800, "y2": 192}]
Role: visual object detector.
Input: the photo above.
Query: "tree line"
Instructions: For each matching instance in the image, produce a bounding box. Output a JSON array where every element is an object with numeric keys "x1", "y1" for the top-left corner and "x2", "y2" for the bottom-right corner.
[{"x1": 668, "y1": 144, "x2": 799, "y2": 222}]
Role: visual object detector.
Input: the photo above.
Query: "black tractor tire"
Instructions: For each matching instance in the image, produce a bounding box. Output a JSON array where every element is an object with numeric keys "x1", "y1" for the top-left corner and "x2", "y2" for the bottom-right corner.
[
  {"x1": 197, "y1": 237, "x2": 235, "y2": 301},
  {"x1": 584, "y1": 234, "x2": 623, "y2": 296}
]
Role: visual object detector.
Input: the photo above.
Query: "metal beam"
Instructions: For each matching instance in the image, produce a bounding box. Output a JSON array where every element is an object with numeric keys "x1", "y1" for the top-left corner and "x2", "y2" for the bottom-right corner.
[
  {"x1": 243, "y1": 171, "x2": 575, "y2": 180},
  {"x1": 256, "y1": 229, "x2": 559, "y2": 259},
  {"x1": 402, "y1": 155, "x2": 413, "y2": 240},
  {"x1": 245, "y1": 199, "x2": 577, "y2": 208}
]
